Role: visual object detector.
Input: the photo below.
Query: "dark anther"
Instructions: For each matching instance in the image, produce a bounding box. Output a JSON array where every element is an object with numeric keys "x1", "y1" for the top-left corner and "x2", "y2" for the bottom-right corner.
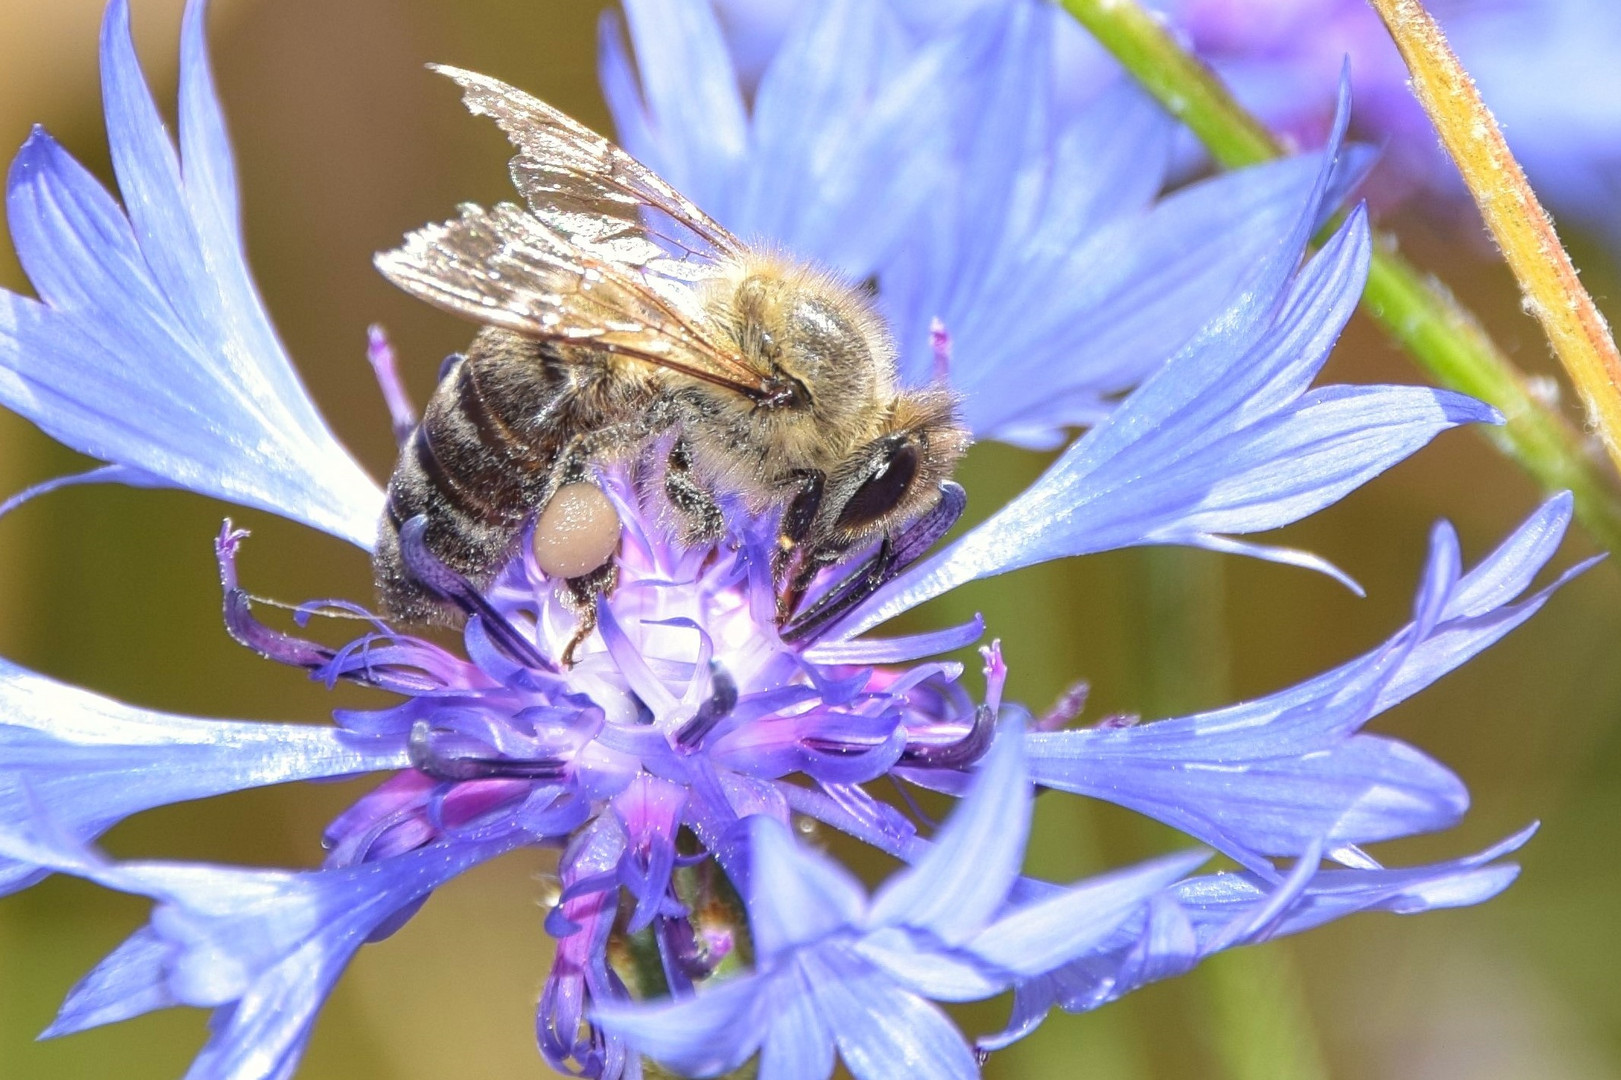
[
  {"x1": 407, "y1": 720, "x2": 568, "y2": 782},
  {"x1": 674, "y1": 662, "x2": 738, "y2": 750},
  {"x1": 654, "y1": 913, "x2": 706, "y2": 995},
  {"x1": 398, "y1": 516, "x2": 557, "y2": 672},
  {"x1": 899, "y1": 703, "x2": 997, "y2": 770}
]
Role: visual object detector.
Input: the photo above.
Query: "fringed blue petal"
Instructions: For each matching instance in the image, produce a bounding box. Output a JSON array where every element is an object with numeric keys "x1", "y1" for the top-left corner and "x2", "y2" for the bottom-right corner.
[
  {"x1": 998, "y1": 825, "x2": 1535, "y2": 1041},
  {"x1": 806, "y1": 950, "x2": 979, "y2": 1080},
  {"x1": 593, "y1": 972, "x2": 768, "y2": 1078},
  {"x1": 1016, "y1": 496, "x2": 1584, "y2": 869},
  {"x1": 4, "y1": 824, "x2": 525, "y2": 1080},
  {"x1": 840, "y1": 194, "x2": 1495, "y2": 635},
  {"x1": 0, "y1": 657, "x2": 408, "y2": 896},
  {"x1": 965, "y1": 849, "x2": 1208, "y2": 978},
  {"x1": 614, "y1": 0, "x2": 747, "y2": 215},
  {"x1": 867, "y1": 728, "x2": 1030, "y2": 944},
  {"x1": 744, "y1": 815, "x2": 867, "y2": 963},
  {"x1": 0, "y1": 0, "x2": 381, "y2": 546}
]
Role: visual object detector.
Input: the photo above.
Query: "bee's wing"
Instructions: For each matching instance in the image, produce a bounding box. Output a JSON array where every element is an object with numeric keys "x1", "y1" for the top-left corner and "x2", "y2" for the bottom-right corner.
[
  {"x1": 376, "y1": 202, "x2": 772, "y2": 398},
  {"x1": 429, "y1": 63, "x2": 745, "y2": 269}
]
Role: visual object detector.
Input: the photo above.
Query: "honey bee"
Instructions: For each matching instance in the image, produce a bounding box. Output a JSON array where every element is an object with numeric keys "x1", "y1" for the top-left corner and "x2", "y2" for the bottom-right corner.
[{"x1": 373, "y1": 66, "x2": 970, "y2": 656}]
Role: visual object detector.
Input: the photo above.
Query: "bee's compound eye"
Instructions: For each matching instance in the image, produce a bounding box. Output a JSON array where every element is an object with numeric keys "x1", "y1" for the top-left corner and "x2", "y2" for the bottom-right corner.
[
  {"x1": 532, "y1": 482, "x2": 622, "y2": 579},
  {"x1": 835, "y1": 442, "x2": 919, "y2": 533}
]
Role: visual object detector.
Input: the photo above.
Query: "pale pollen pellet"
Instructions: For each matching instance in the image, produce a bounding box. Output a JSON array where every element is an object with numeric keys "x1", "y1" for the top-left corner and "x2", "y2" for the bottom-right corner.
[{"x1": 531, "y1": 482, "x2": 622, "y2": 579}]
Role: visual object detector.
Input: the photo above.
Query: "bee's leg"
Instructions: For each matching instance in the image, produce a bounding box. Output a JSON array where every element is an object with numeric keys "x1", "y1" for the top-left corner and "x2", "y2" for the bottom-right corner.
[
  {"x1": 559, "y1": 560, "x2": 618, "y2": 667},
  {"x1": 534, "y1": 429, "x2": 648, "y2": 666},
  {"x1": 663, "y1": 438, "x2": 725, "y2": 546},
  {"x1": 772, "y1": 470, "x2": 827, "y2": 620},
  {"x1": 780, "y1": 482, "x2": 967, "y2": 642}
]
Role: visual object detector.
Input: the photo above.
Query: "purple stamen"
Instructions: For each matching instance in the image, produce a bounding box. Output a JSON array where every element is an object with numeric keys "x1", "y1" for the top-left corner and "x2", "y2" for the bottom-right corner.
[
  {"x1": 1037, "y1": 681, "x2": 1091, "y2": 731},
  {"x1": 929, "y1": 317, "x2": 952, "y2": 384},
  {"x1": 216, "y1": 522, "x2": 337, "y2": 672},
  {"x1": 653, "y1": 911, "x2": 701, "y2": 995},
  {"x1": 899, "y1": 703, "x2": 996, "y2": 769},
  {"x1": 398, "y1": 516, "x2": 557, "y2": 673},
  {"x1": 367, "y1": 324, "x2": 419, "y2": 446},
  {"x1": 674, "y1": 662, "x2": 738, "y2": 750},
  {"x1": 408, "y1": 720, "x2": 570, "y2": 782}
]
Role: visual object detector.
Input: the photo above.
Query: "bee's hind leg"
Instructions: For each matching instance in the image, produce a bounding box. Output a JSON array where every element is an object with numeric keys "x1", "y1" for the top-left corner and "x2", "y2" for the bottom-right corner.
[
  {"x1": 558, "y1": 561, "x2": 618, "y2": 667},
  {"x1": 534, "y1": 434, "x2": 637, "y2": 667}
]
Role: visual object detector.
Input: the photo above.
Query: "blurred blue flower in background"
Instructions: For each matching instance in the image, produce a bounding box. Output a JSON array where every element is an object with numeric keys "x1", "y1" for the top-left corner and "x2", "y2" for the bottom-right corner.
[
  {"x1": 0, "y1": 1, "x2": 1591, "y2": 1079},
  {"x1": 769, "y1": 0, "x2": 1621, "y2": 254}
]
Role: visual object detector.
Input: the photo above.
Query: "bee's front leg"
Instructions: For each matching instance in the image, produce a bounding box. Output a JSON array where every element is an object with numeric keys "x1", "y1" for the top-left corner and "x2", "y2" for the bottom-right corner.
[
  {"x1": 663, "y1": 438, "x2": 726, "y2": 546},
  {"x1": 772, "y1": 469, "x2": 827, "y2": 620}
]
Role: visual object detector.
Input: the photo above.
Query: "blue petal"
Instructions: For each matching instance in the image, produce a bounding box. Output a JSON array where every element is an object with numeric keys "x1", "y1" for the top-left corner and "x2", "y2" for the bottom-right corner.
[
  {"x1": 607, "y1": 0, "x2": 950, "y2": 279},
  {"x1": 806, "y1": 949, "x2": 979, "y2": 1080},
  {"x1": 178, "y1": 0, "x2": 241, "y2": 260},
  {"x1": 0, "y1": 0, "x2": 381, "y2": 546},
  {"x1": 849, "y1": 929, "x2": 1006, "y2": 1003},
  {"x1": 42, "y1": 927, "x2": 178, "y2": 1037},
  {"x1": 1373, "y1": 493, "x2": 1597, "y2": 711},
  {"x1": 966, "y1": 848, "x2": 1208, "y2": 977},
  {"x1": 745, "y1": 815, "x2": 868, "y2": 963},
  {"x1": 1176, "y1": 825, "x2": 1536, "y2": 942},
  {"x1": 982, "y1": 891, "x2": 1198, "y2": 1051},
  {"x1": 758, "y1": 964, "x2": 837, "y2": 1080},
  {"x1": 615, "y1": 0, "x2": 748, "y2": 216},
  {"x1": 840, "y1": 199, "x2": 1493, "y2": 635},
  {"x1": 931, "y1": 150, "x2": 1352, "y2": 441},
  {"x1": 884, "y1": 38, "x2": 1370, "y2": 439},
  {"x1": 0, "y1": 657, "x2": 408, "y2": 895},
  {"x1": 1015, "y1": 499, "x2": 1580, "y2": 867},
  {"x1": 735, "y1": 0, "x2": 900, "y2": 247},
  {"x1": 15, "y1": 827, "x2": 524, "y2": 1078},
  {"x1": 800, "y1": 615, "x2": 984, "y2": 665},
  {"x1": 867, "y1": 727, "x2": 1030, "y2": 944},
  {"x1": 1001, "y1": 827, "x2": 1531, "y2": 1038},
  {"x1": 593, "y1": 970, "x2": 769, "y2": 1077}
]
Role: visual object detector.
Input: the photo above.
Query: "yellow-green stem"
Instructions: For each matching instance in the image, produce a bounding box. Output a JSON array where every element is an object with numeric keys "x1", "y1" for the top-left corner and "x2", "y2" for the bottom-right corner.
[
  {"x1": 1060, "y1": 0, "x2": 1621, "y2": 553},
  {"x1": 1368, "y1": 0, "x2": 1621, "y2": 476}
]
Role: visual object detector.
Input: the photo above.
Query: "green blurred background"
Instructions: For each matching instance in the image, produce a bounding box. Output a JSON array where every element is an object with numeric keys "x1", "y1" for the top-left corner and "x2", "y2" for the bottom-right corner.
[{"x1": 0, "y1": 1, "x2": 1617, "y2": 1077}]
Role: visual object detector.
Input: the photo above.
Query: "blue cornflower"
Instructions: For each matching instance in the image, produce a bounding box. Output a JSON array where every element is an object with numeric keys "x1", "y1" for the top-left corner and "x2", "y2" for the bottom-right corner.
[{"x1": 0, "y1": 2, "x2": 1586, "y2": 1079}]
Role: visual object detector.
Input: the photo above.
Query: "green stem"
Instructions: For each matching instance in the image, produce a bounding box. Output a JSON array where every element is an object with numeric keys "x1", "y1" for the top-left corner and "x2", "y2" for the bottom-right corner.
[
  {"x1": 1198, "y1": 944, "x2": 1334, "y2": 1080},
  {"x1": 1132, "y1": 549, "x2": 1332, "y2": 1080},
  {"x1": 1061, "y1": 0, "x2": 1621, "y2": 553}
]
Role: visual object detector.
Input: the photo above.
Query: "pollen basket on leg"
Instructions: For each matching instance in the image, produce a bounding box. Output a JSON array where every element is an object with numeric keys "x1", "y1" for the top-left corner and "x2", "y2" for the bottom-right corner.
[{"x1": 533, "y1": 481, "x2": 623, "y2": 579}]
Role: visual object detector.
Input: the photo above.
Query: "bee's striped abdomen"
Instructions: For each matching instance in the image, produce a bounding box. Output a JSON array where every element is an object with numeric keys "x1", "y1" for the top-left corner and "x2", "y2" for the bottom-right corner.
[{"x1": 374, "y1": 327, "x2": 632, "y2": 623}]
